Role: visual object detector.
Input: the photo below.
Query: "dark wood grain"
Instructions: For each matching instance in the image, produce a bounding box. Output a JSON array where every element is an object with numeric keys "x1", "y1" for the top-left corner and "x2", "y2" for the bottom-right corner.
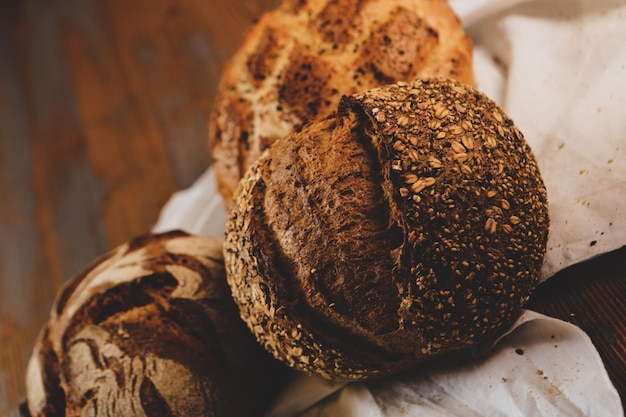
[
  {"x1": 0, "y1": 0, "x2": 624, "y2": 415},
  {"x1": 527, "y1": 246, "x2": 626, "y2": 411},
  {"x1": 0, "y1": 0, "x2": 280, "y2": 413}
]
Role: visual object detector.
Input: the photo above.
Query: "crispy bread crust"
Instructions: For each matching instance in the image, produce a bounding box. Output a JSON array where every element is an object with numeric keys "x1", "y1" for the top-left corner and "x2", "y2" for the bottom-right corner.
[
  {"x1": 209, "y1": 0, "x2": 475, "y2": 205},
  {"x1": 224, "y1": 79, "x2": 549, "y2": 380}
]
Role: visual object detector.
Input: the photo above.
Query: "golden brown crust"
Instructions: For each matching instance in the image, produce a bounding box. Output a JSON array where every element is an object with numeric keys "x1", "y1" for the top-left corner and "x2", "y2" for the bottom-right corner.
[
  {"x1": 224, "y1": 79, "x2": 550, "y2": 381},
  {"x1": 209, "y1": 0, "x2": 475, "y2": 205},
  {"x1": 25, "y1": 231, "x2": 289, "y2": 417}
]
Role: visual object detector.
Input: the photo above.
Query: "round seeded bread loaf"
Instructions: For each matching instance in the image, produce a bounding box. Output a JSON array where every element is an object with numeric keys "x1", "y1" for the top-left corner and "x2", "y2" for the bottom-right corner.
[
  {"x1": 224, "y1": 78, "x2": 550, "y2": 381},
  {"x1": 24, "y1": 231, "x2": 290, "y2": 417},
  {"x1": 209, "y1": 0, "x2": 475, "y2": 206}
]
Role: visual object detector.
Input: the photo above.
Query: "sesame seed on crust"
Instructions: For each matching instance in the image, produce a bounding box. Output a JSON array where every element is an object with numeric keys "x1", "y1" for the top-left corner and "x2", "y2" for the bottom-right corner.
[{"x1": 224, "y1": 78, "x2": 550, "y2": 381}]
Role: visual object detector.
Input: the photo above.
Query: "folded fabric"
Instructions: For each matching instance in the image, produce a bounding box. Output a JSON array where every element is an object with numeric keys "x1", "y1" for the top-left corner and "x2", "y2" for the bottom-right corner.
[
  {"x1": 266, "y1": 310, "x2": 622, "y2": 417},
  {"x1": 452, "y1": 0, "x2": 626, "y2": 280}
]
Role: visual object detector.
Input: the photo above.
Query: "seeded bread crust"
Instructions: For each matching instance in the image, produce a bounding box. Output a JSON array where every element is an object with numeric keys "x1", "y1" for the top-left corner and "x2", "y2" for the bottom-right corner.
[
  {"x1": 224, "y1": 79, "x2": 550, "y2": 381},
  {"x1": 25, "y1": 231, "x2": 288, "y2": 417},
  {"x1": 209, "y1": 0, "x2": 475, "y2": 206}
]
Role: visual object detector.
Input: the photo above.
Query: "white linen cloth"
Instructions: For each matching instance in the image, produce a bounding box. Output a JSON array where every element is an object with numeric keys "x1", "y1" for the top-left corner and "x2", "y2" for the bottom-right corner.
[
  {"x1": 458, "y1": 0, "x2": 626, "y2": 281},
  {"x1": 265, "y1": 310, "x2": 620, "y2": 417},
  {"x1": 153, "y1": 0, "x2": 626, "y2": 414}
]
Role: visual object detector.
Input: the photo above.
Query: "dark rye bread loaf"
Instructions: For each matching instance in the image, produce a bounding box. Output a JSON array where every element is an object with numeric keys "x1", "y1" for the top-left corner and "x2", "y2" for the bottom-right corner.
[
  {"x1": 24, "y1": 231, "x2": 290, "y2": 417},
  {"x1": 209, "y1": 0, "x2": 475, "y2": 206},
  {"x1": 224, "y1": 78, "x2": 550, "y2": 381}
]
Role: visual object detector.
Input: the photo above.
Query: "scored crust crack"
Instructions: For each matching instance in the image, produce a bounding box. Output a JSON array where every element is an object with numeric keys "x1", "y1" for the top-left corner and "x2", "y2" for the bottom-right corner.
[
  {"x1": 209, "y1": 0, "x2": 475, "y2": 205},
  {"x1": 224, "y1": 78, "x2": 550, "y2": 381}
]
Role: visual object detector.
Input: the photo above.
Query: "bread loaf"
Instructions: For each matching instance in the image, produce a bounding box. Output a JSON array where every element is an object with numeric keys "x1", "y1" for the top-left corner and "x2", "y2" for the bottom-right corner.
[
  {"x1": 24, "y1": 231, "x2": 289, "y2": 417},
  {"x1": 224, "y1": 79, "x2": 550, "y2": 380},
  {"x1": 209, "y1": 0, "x2": 475, "y2": 205}
]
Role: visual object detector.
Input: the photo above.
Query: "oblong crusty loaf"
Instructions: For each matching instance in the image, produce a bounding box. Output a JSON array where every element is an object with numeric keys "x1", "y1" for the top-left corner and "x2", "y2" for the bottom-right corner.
[
  {"x1": 224, "y1": 78, "x2": 550, "y2": 381},
  {"x1": 24, "y1": 231, "x2": 289, "y2": 417},
  {"x1": 209, "y1": 0, "x2": 475, "y2": 205}
]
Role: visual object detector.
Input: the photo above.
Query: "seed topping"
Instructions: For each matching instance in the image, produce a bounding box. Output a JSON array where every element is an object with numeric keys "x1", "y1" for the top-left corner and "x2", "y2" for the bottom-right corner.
[
  {"x1": 338, "y1": 79, "x2": 550, "y2": 362},
  {"x1": 461, "y1": 136, "x2": 475, "y2": 150},
  {"x1": 451, "y1": 141, "x2": 466, "y2": 154}
]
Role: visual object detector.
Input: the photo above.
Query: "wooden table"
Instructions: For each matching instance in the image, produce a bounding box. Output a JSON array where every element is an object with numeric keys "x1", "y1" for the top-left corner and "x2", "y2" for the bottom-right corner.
[{"x1": 0, "y1": 0, "x2": 623, "y2": 414}]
